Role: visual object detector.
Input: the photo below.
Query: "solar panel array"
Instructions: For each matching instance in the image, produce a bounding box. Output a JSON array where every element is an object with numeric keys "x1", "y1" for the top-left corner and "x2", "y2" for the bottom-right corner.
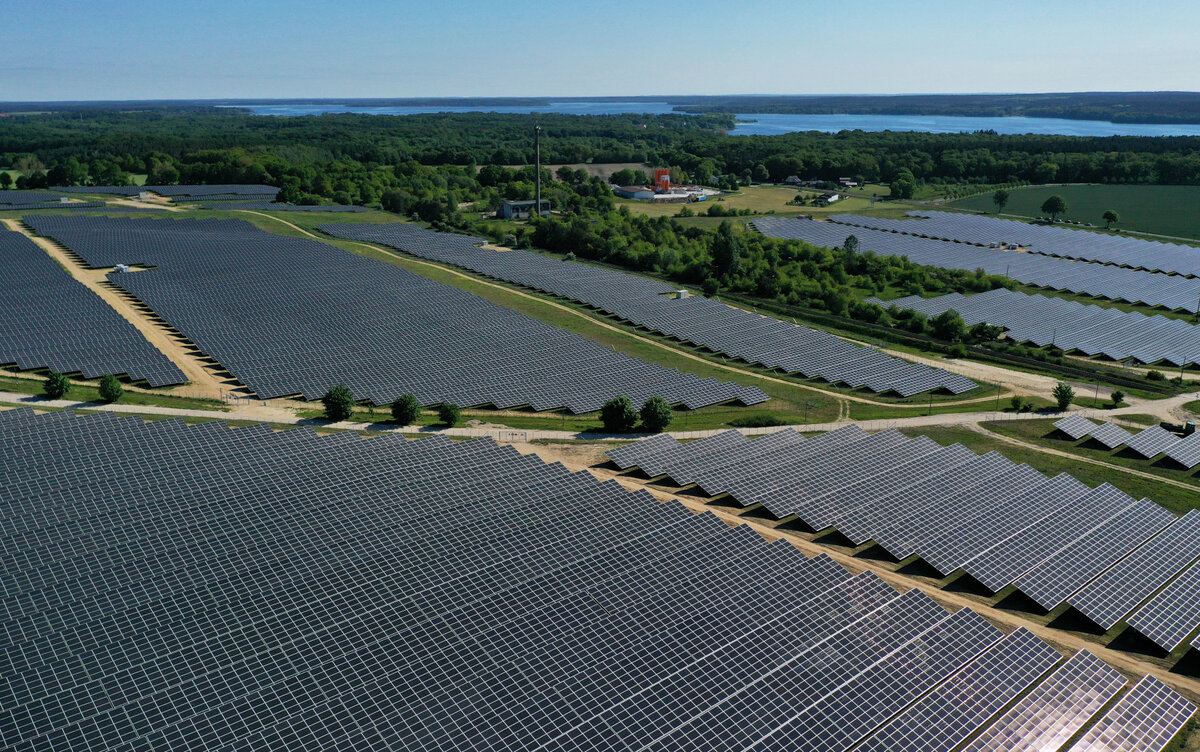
[
  {"x1": 608, "y1": 428, "x2": 1196, "y2": 623},
  {"x1": 25, "y1": 215, "x2": 763, "y2": 412},
  {"x1": 871, "y1": 287, "x2": 1200, "y2": 366},
  {"x1": 833, "y1": 210, "x2": 1200, "y2": 277},
  {"x1": 0, "y1": 229, "x2": 184, "y2": 386},
  {"x1": 0, "y1": 190, "x2": 63, "y2": 207},
  {"x1": 1064, "y1": 675, "x2": 1197, "y2": 752},
  {"x1": 319, "y1": 222, "x2": 977, "y2": 397},
  {"x1": 754, "y1": 216, "x2": 1200, "y2": 311},
  {"x1": 1164, "y1": 432, "x2": 1200, "y2": 469},
  {"x1": 1054, "y1": 414, "x2": 1099, "y2": 440},
  {"x1": 200, "y1": 201, "x2": 368, "y2": 212},
  {"x1": 56, "y1": 185, "x2": 144, "y2": 196},
  {"x1": 0, "y1": 407, "x2": 1192, "y2": 752},
  {"x1": 145, "y1": 184, "x2": 280, "y2": 198}
]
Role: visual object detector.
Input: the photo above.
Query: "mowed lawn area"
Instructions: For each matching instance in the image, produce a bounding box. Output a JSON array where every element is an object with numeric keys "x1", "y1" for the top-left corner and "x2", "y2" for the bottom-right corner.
[{"x1": 949, "y1": 184, "x2": 1200, "y2": 240}]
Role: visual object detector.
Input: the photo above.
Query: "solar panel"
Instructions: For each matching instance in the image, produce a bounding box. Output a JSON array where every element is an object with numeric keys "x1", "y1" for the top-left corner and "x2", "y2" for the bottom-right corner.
[
  {"x1": 1054, "y1": 413, "x2": 1099, "y2": 440},
  {"x1": 321, "y1": 222, "x2": 977, "y2": 397},
  {"x1": 959, "y1": 650, "x2": 1127, "y2": 752},
  {"x1": 855, "y1": 628, "x2": 1063, "y2": 752},
  {"x1": 1063, "y1": 675, "x2": 1195, "y2": 752},
  {"x1": 1124, "y1": 425, "x2": 1181, "y2": 459},
  {"x1": 0, "y1": 228, "x2": 185, "y2": 386},
  {"x1": 2, "y1": 410, "x2": 1181, "y2": 752},
  {"x1": 1164, "y1": 432, "x2": 1200, "y2": 469},
  {"x1": 24, "y1": 215, "x2": 765, "y2": 413},
  {"x1": 1125, "y1": 563, "x2": 1200, "y2": 652},
  {"x1": 1068, "y1": 511, "x2": 1200, "y2": 631},
  {"x1": 1089, "y1": 422, "x2": 1135, "y2": 449}
]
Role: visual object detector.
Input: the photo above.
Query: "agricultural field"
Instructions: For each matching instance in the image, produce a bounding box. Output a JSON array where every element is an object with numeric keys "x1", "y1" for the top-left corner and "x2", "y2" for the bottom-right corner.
[
  {"x1": 618, "y1": 185, "x2": 906, "y2": 226},
  {"x1": 949, "y1": 184, "x2": 1200, "y2": 240}
]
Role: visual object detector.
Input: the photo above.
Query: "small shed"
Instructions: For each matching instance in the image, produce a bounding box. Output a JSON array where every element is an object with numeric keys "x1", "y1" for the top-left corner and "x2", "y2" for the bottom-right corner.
[{"x1": 497, "y1": 199, "x2": 551, "y2": 220}]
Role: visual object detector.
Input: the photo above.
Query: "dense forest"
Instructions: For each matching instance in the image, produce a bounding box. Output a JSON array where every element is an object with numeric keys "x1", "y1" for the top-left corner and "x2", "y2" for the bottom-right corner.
[{"x1": 5, "y1": 109, "x2": 1200, "y2": 200}]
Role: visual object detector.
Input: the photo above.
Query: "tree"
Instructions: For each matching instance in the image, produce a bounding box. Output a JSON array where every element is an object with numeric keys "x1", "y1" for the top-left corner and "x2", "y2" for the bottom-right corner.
[
  {"x1": 390, "y1": 394, "x2": 421, "y2": 425},
  {"x1": 842, "y1": 235, "x2": 859, "y2": 254},
  {"x1": 437, "y1": 403, "x2": 460, "y2": 426},
  {"x1": 1110, "y1": 389, "x2": 1125, "y2": 406},
  {"x1": 929, "y1": 309, "x2": 966, "y2": 342},
  {"x1": 42, "y1": 371, "x2": 70, "y2": 399},
  {"x1": 967, "y1": 321, "x2": 1004, "y2": 344},
  {"x1": 321, "y1": 384, "x2": 356, "y2": 421},
  {"x1": 1102, "y1": 209, "x2": 1120, "y2": 229},
  {"x1": 701, "y1": 277, "x2": 720, "y2": 297},
  {"x1": 1010, "y1": 395, "x2": 1024, "y2": 412},
  {"x1": 1052, "y1": 382, "x2": 1075, "y2": 412},
  {"x1": 0, "y1": 172, "x2": 11, "y2": 190},
  {"x1": 992, "y1": 188, "x2": 1009, "y2": 214},
  {"x1": 751, "y1": 163, "x2": 770, "y2": 183},
  {"x1": 98, "y1": 374, "x2": 123, "y2": 403},
  {"x1": 639, "y1": 397, "x2": 674, "y2": 433},
  {"x1": 1041, "y1": 194, "x2": 1068, "y2": 222},
  {"x1": 710, "y1": 221, "x2": 744, "y2": 279},
  {"x1": 600, "y1": 396, "x2": 638, "y2": 433}
]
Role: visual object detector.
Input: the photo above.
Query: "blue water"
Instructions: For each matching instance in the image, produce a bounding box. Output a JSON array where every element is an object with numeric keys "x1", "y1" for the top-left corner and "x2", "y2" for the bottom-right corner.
[{"x1": 222, "y1": 102, "x2": 1200, "y2": 137}]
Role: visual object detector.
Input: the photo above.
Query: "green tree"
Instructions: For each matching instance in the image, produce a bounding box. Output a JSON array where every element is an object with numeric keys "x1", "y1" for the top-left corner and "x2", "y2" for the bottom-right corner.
[
  {"x1": 98, "y1": 374, "x2": 123, "y2": 403},
  {"x1": 600, "y1": 396, "x2": 638, "y2": 433},
  {"x1": 710, "y1": 221, "x2": 744, "y2": 279},
  {"x1": 0, "y1": 172, "x2": 11, "y2": 190},
  {"x1": 639, "y1": 397, "x2": 674, "y2": 433},
  {"x1": 842, "y1": 235, "x2": 859, "y2": 254},
  {"x1": 321, "y1": 384, "x2": 356, "y2": 421},
  {"x1": 1110, "y1": 389, "x2": 1125, "y2": 406},
  {"x1": 929, "y1": 309, "x2": 967, "y2": 342},
  {"x1": 1010, "y1": 395, "x2": 1024, "y2": 411},
  {"x1": 42, "y1": 371, "x2": 70, "y2": 399},
  {"x1": 966, "y1": 321, "x2": 1004, "y2": 344},
  {"x1": 390, "y1": 394, "x2": 421, "y2": 425},
  {"x1": 992, "y1": 188, "x2": 1009, "y2": 213},
  {"x1": 1052, "y1": 382, "x2": 1075, "y2": 412},
  {"x1": 1041, "y1": 194, "x2": 1068, "y2": 222},
  {"x1": 1102, "y1": 209, "x2": 1120, "y2": 229},
  {"x1": 437, "y1": 403, "x2": 461, "y2": 426},
  {"x1": 751, "y1": 163, "x2": 770, "y2": 183}
]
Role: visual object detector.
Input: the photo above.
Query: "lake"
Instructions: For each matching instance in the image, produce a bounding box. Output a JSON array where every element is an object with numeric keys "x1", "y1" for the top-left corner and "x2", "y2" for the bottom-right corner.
[{"x1": 223, "y1": 102, "x2": 1200, "y2": 137}]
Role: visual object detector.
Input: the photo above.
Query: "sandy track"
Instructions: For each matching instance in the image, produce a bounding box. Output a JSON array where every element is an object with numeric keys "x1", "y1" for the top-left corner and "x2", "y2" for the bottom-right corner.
[{"x1": 3, "y1": 219, "x2": 231, "y2": 399}]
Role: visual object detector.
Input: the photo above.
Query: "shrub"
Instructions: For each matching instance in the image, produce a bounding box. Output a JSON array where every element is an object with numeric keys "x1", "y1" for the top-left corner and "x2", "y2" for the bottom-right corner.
[
  {"x1": 321, "y1": 384, "x2": 356, "y2": 422},
  {"x1": 1010, "y1": 395, "x2": 1024, "y2": 411},
  {"x1": 437, "y1": 403, "x2": 460, "y2": 426},
  {"x1": 728, "y1": 414, "x2": 788, "y2": 428},
  {"x1": 639, "y1": 396, "x2": 674, "y2": 433},
  {"x1": 97, "y1": 374, "x2": 123, "y2": 403},
  {"x1": 42, "y1": 371, "x2": 71, "y2": 399},
  {"x1": 1052, "y1": 382, "x2": 1075, "y2": 412},
  {"x1": 1146, "y1": 369, "x2": 1165, "y2": 381},
  {"x1": 600, "y1": 396, "x2": 638, "y2": 433},
  {"x1": 390, "y1": 394, "x2": 421, "y2": 425}
]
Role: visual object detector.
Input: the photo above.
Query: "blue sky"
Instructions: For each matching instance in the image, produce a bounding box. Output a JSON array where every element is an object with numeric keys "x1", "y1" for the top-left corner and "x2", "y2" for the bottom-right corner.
[{"x1": 5, "y1": 0, "x2": 1199, "y2": 100}]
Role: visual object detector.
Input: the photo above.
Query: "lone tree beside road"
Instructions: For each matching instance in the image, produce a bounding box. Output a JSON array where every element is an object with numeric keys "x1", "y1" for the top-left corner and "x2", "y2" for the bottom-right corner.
[
  {"x1": 640, "y1": 396, "x2": 674, "y2": 433},
  {"x1": 98, "y1": 374, "x2": 123, "y2": 404},
  {"x1": 321, "y1": 384, "x2": 356, "y2": 422},
  {"x1": 390, "y1": 394, "x2": 421, "y2": 426},
  {"x1": 1041, "y1": 194, "x2": 1068, "y2": 222},
  {"x1": 42, "y1": 371, "x2": 71, "y2": 399},
  {"x1": 992, "y1": 188, "x2": 1009, "y2": 214},
  {"x1": 1103, "y1": 209, "x2": 1120, "y2": 229},
  {"x1": 1053, "y1": 382, "x2": 1075, "y2": 412},
  {"x1": 600, "y1": 396, "x2": 638, "y2": 433}
]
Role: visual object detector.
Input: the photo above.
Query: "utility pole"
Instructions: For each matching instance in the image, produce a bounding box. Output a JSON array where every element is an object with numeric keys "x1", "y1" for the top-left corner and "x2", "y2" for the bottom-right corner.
[{"x1": 534, "y1": 125, "x2": 542, "y2": 219}]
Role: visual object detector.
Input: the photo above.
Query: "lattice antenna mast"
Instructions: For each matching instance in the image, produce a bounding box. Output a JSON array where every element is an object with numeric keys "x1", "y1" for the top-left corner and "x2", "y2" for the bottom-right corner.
[{"x1": 534, "y1": 125, "x2": 542, "y2": 219}]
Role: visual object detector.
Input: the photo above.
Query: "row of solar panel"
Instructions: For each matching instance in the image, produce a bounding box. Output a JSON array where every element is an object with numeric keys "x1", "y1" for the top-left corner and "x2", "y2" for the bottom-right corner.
[
  {"x1": 25, "y1": 215, "x2": 765, "y2": 412},
  {"x1": 609, "y1": 427, "x2": 1200, "y2": 653},
  {"x1": 833, "y1": 210, "x2": 1200, "y2": 277},
  {"x1": 199, "y1": 201, "x2": 367, "y2": 212},
  {"x1": 0, "y1": 230, "x2": 185, "y2": 385},
  {"x1": 871, "y1": 287, "x2": 1200, "y2": 366},
  {"x1": 754, "y1": 216, "x2": 1200, "y2": 311},
  {"x1": 0, "y1": 407, "x2": 1191, "y2": 752},
  {"x1": 318, "y1": 222, "x2": 977, "y2": 397},
  {"x1": 1053, "y1": 413, "x2": 1200, "y2": 468}
]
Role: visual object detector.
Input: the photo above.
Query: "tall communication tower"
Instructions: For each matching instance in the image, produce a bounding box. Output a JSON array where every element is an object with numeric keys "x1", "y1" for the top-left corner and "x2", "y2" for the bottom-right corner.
[{"x1": 534, "y1": 125, "x2": 542, "y2": 218}]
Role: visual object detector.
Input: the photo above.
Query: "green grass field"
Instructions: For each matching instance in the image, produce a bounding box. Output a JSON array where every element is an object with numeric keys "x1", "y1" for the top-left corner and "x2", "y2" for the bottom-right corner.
[
  {"x1": 615, "y1": 185, "x2": 898, "y2": 221},
  {"x1": 949, "y1": 184, "x2": 1200, "y2": 240}
]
